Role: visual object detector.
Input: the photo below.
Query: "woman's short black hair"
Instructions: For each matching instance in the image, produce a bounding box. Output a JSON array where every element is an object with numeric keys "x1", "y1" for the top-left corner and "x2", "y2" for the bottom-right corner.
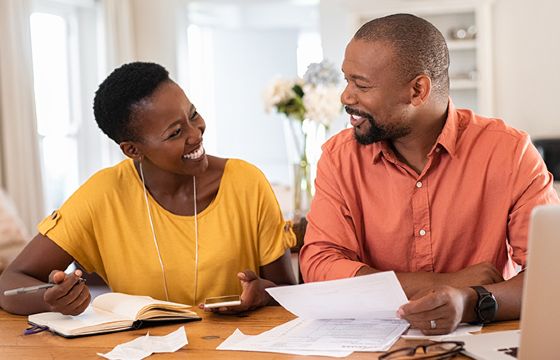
[{"x1": 93, "y1": 61, "x2": 170, "y2": 143}]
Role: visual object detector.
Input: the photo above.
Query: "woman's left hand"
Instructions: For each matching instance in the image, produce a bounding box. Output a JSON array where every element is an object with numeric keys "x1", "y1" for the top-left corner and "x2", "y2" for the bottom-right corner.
[{"x1": 198, "y1": 270, "x2": 274, "y2": 314}]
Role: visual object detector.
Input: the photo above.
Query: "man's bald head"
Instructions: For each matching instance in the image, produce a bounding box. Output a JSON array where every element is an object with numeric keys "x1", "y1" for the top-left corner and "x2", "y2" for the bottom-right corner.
[{"x1": 354, "y1": 13, "x2": 449, "y2": 101}]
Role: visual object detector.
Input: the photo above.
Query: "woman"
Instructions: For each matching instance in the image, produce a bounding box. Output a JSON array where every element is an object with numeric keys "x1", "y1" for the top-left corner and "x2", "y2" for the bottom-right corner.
[{"x1": 0, "y1": 62, "x2": 296, "y2": 315}]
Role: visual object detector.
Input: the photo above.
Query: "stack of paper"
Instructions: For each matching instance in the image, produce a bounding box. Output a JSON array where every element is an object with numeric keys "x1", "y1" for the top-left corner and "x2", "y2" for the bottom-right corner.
[{"x1": 218, "y1": 271, "x2": 410, "y2": 357}]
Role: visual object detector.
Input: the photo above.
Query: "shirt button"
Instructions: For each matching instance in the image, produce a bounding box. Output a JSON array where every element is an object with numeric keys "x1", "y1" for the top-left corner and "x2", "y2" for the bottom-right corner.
[
  {"x1": 419, "y1": 229, "x2": 426, "y2": 236},
  {"x1": 435, "y1": 148, "x2": 441, "y2": 153},
  {"x1": 416, "y1": 181, "x2": 423, "y2": 188}
]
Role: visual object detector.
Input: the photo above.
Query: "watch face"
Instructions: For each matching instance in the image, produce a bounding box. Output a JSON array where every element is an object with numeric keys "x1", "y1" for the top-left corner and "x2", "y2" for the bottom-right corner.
[{"x1": 478, "y1": 294, "x2": 497, "y2": 322}]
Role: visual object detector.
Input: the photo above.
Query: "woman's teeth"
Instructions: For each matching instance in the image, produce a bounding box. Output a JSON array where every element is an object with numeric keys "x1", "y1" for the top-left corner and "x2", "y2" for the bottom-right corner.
[{"x1": 183, "y1": 145, "x2": 204, "y2": 160}]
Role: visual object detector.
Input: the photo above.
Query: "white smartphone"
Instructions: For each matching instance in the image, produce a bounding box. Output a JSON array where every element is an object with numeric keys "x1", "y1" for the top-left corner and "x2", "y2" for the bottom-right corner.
[{"x1": 203, "y1": 295, "x2": 241, "y2": 309}]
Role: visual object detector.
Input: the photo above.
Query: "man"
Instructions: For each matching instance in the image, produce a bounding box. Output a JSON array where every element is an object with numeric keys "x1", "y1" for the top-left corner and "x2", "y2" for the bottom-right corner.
[{"x1": 299, "y1": 14, "x2": 559, "y2": 335}]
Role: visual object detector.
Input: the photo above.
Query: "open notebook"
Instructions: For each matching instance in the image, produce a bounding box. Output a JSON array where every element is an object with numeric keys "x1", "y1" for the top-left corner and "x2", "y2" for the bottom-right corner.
[{"x1": 28, "y1": 292, "x2": 201, "y2": 338}]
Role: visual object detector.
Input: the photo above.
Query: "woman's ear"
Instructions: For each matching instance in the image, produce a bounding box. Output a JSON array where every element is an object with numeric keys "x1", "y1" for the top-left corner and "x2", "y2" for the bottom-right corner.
[
  {"x1": 119, "y1": 141, "x2": 142, "y2": 160},
  {"x1": 410, "y1": 74, "x2": 431, "y2": 106}
]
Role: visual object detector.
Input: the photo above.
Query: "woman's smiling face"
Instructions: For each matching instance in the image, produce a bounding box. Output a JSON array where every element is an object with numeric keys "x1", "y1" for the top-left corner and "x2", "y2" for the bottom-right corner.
[{"x1": 128, "y1": 80, "x2": 209, "y2": 176}]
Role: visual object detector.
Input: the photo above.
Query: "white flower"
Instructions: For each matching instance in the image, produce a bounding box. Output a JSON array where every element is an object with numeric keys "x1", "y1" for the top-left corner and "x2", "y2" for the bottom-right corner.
[
  {"x1": 302, "y1": 84, "x2": 342, "y2": 127},
  {"x1": 263, "y1": 78, "x2": 302, "y2": 113},
  {"x1": 263, "y1": 60, "x2": 342, "y2": 126}
]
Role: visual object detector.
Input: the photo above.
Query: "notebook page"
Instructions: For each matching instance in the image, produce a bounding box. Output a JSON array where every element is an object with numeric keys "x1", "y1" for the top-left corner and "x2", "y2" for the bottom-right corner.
[
  {"x1": 28, "y1": 306, "x2": 130, "y2": 336},
  {"x1": 92, "y1": 292, "x2": 193, "y2": 320},
  {"x1": 93, "y1": 293, "x2": 157, "y2": 320}
]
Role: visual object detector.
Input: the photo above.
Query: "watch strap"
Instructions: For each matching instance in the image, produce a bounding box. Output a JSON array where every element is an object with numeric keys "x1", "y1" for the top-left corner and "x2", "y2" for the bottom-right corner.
[{"x1": 471, "y1": 286, "x2": 498, "y2": 324}]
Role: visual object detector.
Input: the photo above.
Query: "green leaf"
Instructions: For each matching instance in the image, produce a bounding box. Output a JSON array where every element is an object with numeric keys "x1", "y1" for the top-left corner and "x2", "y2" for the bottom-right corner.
[{"x1": 292, "y1": 84, "x2": 304, "y2": 98}]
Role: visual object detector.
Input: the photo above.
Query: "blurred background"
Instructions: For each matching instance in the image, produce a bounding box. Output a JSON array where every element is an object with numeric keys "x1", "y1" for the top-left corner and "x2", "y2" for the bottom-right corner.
[{"x1": 1, "y1": 0, "x2": 559, "y2": 238}]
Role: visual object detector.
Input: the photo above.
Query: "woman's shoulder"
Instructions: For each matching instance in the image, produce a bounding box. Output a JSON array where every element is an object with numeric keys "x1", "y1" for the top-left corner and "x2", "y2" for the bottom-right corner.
[
  {"x1": 224, "y1": 158, "x2": 267, "y2": 181},
  {"x1": 70, "y1": 159, "x2": 136, "y2": 199},
  {"x1": 86, "y1": 159, "x2": 134, "y2": 184},
  {"x1": 48, "y1": 159, "x2": 136, "y2": 221}
]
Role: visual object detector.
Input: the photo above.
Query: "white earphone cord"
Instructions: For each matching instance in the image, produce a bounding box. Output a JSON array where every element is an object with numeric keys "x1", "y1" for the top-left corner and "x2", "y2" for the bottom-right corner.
[
  {"x1": 139, "y1": 161, "x2": 170, "y2": 301},
  {"x1": 139, "y1": 162, "x2": 199, "y2": 304},
  {"x1": 193, "y1": 176, "x2": 198, "y2": 303}
]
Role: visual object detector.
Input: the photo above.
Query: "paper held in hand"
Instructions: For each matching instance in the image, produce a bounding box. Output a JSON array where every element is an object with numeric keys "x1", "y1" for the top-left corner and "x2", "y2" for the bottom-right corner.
[
  {"x1": 218, "y1": 271, "x2": 411, "y2": 355},
  {"x1": 28, "y1": 292, "x2": 201, "y2": 338},
  {"x1": 266, "y1": 270, "x2": 409, "y2": 320}
]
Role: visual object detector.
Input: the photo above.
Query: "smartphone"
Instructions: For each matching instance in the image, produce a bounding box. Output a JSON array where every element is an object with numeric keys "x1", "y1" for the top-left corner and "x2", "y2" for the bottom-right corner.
[{"x1": 203, "y1": 295, "x2": 241, "y2": 309}]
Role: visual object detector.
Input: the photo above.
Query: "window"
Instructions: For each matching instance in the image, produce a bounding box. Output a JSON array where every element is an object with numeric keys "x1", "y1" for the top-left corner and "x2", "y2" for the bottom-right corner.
[
  {"x1": 30, "y1": 11, "x2": 79, "y2": 212},
  {"x1": 29, "y1": 0, "x2": 99, "y2": 212}
]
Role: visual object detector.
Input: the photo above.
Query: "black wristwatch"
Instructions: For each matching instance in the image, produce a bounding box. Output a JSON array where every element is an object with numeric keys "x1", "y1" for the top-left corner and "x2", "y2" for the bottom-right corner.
[{"x1": 471, "y1": 286, "x2": 498, "y2": 324}]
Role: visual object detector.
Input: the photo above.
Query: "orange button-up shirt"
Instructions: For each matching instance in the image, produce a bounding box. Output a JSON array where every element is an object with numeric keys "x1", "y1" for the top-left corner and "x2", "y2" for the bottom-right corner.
[{"x1": 300, "y1": 102, "x2": 559, "y2": 282}]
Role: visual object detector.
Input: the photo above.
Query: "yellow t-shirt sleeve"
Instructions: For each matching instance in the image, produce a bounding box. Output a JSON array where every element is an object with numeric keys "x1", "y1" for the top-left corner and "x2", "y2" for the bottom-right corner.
[
  {"x1": 254, "y1": 168, "x2": 296, "y2": 266},
  {"x1": 37, "y1": 182, "x2": 103, "y2": 275}
]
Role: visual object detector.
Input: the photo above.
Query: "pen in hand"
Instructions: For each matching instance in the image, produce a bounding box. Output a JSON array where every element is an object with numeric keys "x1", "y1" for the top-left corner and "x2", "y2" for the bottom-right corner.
[{"x1": 3, "y1": 278, "x2": 86, "y2": 296}]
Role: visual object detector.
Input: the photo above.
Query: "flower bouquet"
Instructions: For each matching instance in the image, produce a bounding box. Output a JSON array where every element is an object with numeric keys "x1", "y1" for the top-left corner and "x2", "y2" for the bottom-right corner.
[{"x1": 264, "y1": 60, "x2": 342, "y2": 216}]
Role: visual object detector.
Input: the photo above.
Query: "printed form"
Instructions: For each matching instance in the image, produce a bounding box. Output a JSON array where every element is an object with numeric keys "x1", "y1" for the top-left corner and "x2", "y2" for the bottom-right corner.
[{"x1": 218, "y1": 271, "x2": 410, "y2": 357}]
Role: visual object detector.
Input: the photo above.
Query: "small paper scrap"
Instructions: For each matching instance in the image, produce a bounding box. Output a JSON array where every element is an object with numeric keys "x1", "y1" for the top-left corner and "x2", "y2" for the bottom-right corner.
[{"x1": 98, "y1": 326, "x2": 188, "y2": 360}]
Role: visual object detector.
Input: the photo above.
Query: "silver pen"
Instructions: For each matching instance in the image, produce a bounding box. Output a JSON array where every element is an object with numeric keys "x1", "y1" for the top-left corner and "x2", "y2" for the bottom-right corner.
[{"x1": 3, "y1": 278, "x2": 85, "y2": 296}]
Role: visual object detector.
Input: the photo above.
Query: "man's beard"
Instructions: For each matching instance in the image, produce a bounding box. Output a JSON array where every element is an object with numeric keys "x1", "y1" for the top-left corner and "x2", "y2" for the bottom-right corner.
[{"x1": 347, "y1": 106, "x2": 411, "y2": 145}]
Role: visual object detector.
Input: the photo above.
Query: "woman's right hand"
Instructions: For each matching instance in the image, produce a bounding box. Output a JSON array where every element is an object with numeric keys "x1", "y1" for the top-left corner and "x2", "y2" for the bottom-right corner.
[{"x1": 43, "y1": 269, "x2": 91, "y2": 315}]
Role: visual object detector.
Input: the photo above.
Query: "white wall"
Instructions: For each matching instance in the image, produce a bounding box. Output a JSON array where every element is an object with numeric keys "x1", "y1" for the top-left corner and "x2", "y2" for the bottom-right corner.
[
  {"x1": 493, "y1": 0, "x2": 560, "y2": 138},
  {"x1": 130, "y1": 0, "x2": 184, "y2": 79},
  {"x1": 212, "y1": 28, "x2": 298, "y2": 184}
]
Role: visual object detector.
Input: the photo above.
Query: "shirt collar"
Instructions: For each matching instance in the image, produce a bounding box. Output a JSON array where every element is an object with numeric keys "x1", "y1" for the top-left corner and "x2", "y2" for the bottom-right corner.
[
  {"x1": 371, "y1": 98, "x2": 462, "y2": 164},
  {"x1": 372, "y1": 141, "x2": 391, "y2": 164},
  {"x1": 433, "y1": 99, "x2": 460, "y2": 158}
]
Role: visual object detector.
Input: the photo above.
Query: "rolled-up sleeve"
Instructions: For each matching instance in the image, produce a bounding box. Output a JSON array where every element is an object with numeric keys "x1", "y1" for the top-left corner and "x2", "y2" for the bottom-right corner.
[
  {"x1": 507, "y1": 134, "x2": 560, "y2": 269},
  {"x1": 299, "y1": 145, "x2": 365, "y2": 282}
]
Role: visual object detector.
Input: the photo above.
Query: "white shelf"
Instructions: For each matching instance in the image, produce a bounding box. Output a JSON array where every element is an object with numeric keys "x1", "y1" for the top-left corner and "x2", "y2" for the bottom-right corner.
[
  {"x1": 450, "y1": 79, "x2": 478, "y2": 90},
  {"x1": 447, "y1": 39, "x2": 476, "y2": 50}
]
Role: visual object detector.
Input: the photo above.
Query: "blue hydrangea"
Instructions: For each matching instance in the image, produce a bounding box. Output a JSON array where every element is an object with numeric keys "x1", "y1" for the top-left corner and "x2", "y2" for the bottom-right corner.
[{"x1": 303, "y1": 60, "x2": 340, "y2": 87}]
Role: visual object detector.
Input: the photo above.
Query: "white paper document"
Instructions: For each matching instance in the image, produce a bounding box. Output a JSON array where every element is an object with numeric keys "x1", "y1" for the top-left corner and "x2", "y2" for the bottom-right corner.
[
  {"x1": 219, "y1": 317, "x2": 408, "y2": 354},
  {"x1": 98, "y1": 326, "x2": 188, "y2": 360},
  {"x1": 402, "y1": 323, "x2": 483, "y2": 341},
  {"x1": 218, "y1": 271, "x2": 410, "y2": 357},
  {"x1": 218, "y1": 327, "x2": 353, "y2": 357},
  {"x1": 265, "y1": 271, "x2": 409, "y2": 319}
]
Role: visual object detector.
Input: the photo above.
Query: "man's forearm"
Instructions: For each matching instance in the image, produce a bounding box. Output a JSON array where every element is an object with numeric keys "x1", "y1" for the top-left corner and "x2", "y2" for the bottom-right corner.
[
  {"x1": 357, "y1": 264, "x2": 524, "y2": 323},
  {"x1": 461, "y1": 271, "x2": 524, "y2": 322},
  {"x1": 356, "y1": 262, "x2": 508, "y2": 301}
]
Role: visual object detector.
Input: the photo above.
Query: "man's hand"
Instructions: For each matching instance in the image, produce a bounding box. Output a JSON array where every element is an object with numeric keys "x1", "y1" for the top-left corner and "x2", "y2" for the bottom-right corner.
[
  {"x1": 43, "y1": 269, "x2": 90, "y2": 316},
  {"x1": 441, "y1": 262, "x2": 503, "y2": 288},
  {"x1": 397, "y1": 285, "x2": 475, "y2": 335},
  {"x1": 199, "y1": 270, "x2": 274, "y2": 314}
]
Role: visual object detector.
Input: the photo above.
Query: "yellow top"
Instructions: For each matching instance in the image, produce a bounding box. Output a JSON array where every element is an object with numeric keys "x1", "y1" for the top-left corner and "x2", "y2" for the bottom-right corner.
[{"x1": 38, "y1": 159, "x2": 295, "y2": 305}]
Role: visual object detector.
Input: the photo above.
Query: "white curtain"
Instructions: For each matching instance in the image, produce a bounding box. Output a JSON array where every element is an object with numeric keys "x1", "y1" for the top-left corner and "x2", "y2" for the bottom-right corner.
[
  {"x1": 101, "y1": 0, "x2": 136, "y2": 69},
  {"x1": 0, "y1": 0, "x2": 45, "y2": 235},
  {"x1": 97, "y1": 0, "x2": 137, "y2": 165}
]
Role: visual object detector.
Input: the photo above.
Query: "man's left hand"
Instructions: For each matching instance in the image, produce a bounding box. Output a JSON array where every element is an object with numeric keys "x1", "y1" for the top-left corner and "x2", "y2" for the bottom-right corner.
[{"x1": 397, "y1": 285, "x2": 475, "y2": 335}]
